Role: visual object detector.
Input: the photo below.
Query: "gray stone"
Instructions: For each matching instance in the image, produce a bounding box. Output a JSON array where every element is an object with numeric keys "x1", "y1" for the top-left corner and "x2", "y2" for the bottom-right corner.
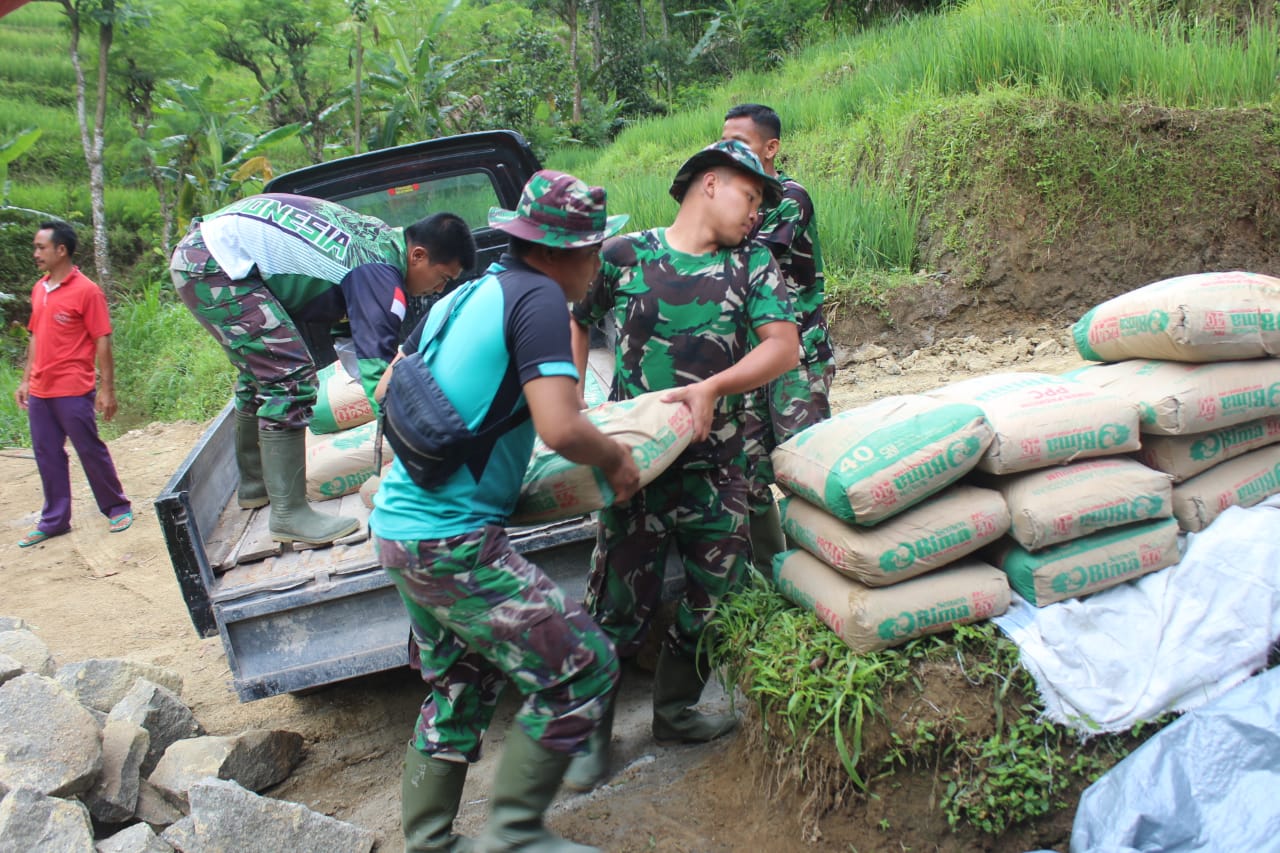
[
  {"x1": 852, "y1": 343, "x2": 890, "y2": 363},
  {"x1": 0, "y1": 674, "x2": 102, "y2": 797},
  {"x1": 0, "y1": 655, "x2": 20, "y2": 687},
  {"x1": 965, "y1": 356, "x2": 992, "y2": 372},
  {"x1": 0, "y1": 618, "x2": 27, "y2": 633},
  {"x1": 0, "y1": 787, "x2": 94, "y2": 853},
  {"x1": 883, "y1": 360, "x2": 903, "y2": 376},
  {"x1": 56, "y1": 660, "x2": 184, "y2": 714},
  {"x1": 109, "y1": 680, "x2": 203, "y2": 777},
  {"x1": 1034, "y1": 338, "x2": 1064, "y2": 358},
  {"x1": 84, "y1": 720, "x2": 150, "y2": 824},
  {"x1": 159, "y1": 816, "x2": 197, "y2": 852},
  {"x1": 148, "y1": 730, "x2": 304, "y2": 809},
  {"x1": 183, "y1": 779, "x2": 374, "y2": 853},
  {"x1": 95, "y1": 822, "x2": 174, "y2": 853},
  {"x1": 135, "y1": 779, "x2": 185, "y2": 829},
  {"x1": 0, "y1": 629, "x2": 56, "y2": 676}
]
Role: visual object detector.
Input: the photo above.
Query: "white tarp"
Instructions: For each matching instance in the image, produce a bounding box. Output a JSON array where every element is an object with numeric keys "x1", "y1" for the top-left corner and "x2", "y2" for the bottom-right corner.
[
  {"x1": 1070, "y1": 665, "x2": 1280, "y2": 853},
  {"x1": 994, "y1": 495, "x2": 1280, "y2": 734}
]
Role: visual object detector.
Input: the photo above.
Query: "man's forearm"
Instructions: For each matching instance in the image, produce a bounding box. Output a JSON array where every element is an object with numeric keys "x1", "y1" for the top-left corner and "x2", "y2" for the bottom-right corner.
[
  {"x1": 96, "y1": 336, "x2": 116, "y2": 392},
  {"x1": 547, "y1": 412, "x2": 627, "y2": 471},
  {"x1": 703, "y1": 335, "x2": 799, "y2": 399},
  {"x1": 570, "y1": 319, "x2": 591, "y2": 395}
]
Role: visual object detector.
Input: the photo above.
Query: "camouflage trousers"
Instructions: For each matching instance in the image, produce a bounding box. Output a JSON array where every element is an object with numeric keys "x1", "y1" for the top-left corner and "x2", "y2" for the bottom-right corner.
[
  {"x1": 170, "y1": 228, "x2": 317, "y2": 430},
  {"x1": 375, "y1": 525, "x2": 619, "y2": 761},
  {"x1": 585, "y1": 463, "x2": 750, "y2": 660},
  {"x1": 744, "y1": 354, "x2": 835, "y2": 511}
]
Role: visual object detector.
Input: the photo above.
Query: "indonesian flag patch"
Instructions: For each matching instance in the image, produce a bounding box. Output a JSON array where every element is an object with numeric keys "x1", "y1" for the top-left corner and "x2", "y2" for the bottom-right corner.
[{"x1": 390, "y1": 286, "x2": 406, "y2": 322}]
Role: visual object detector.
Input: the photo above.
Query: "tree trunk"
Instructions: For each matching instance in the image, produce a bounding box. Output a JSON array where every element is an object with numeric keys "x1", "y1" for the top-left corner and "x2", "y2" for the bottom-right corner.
[
  {"x1": 62, "y1": 0, "x2": 114, "y2": 288},
  {"x1": 91, "y1": 14, "x2": 113, "y2": 285},
  {"x1": 590, "y1": 0, "x2": 602, "y2": 73},
  {"x1": 569, "y1": 0, "x2": 582, "y2": 123},
  {"x1": 353, "y1": 24, "x2": 363, "y2": 154},
  {"x1": 637, "y1": 0, "x2": 646, "y2": 43}
]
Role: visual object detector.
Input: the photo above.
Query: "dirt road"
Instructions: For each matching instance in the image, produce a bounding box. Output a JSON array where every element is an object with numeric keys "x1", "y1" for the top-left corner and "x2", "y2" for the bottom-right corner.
[{"x1": 0, "y1": 326, "x2": 1085, "y2": 852}]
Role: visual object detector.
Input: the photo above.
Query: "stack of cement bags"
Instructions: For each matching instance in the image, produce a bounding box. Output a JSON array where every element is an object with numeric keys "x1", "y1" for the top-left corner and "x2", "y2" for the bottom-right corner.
[
  {"x1": 921, "y1": 372, "x2": 1180, "y2": 607},
  {"x1": 305, "y1": 360, "x2": 388, "y2": 501},
  {"x1": 1068, "y1": 271, "x2": 1280, "y2": 533},
  {"x1": 769, "y1": 396, "x2": 1012, "y2": 652}
]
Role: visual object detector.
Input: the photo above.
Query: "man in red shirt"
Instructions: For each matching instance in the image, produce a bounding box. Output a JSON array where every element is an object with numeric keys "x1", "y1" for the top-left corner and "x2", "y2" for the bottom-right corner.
[{"x1": 13, "y1": 221, "x2": 132, "y2": 547}]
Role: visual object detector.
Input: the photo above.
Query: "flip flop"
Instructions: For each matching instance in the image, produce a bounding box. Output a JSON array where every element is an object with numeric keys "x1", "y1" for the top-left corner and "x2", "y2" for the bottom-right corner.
[
  {"x1": 18, "y1": 529, "x2": 63, "y2": 548},
  {"x1": 109, "y1": 511, "x2": 133, "y2": 533}
]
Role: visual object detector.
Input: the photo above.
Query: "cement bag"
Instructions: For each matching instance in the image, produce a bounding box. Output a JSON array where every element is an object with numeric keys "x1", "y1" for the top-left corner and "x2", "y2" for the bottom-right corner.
[
  {"x1": 1170, "y1": 443, "x2": 1280, "y2": 532},
  {"x1": 1066, "y1": 358, "x2": 1280, "y2": 436},
  {"x1": 1134, "y1": 415, "x2": 1280, "y2": 483},
  {"x1": 358, "y1": 461, "x2": 395, "y2": 509},
  {"x1": 1072, "y1": 270, "x2": 1280, "y2": 363},
  {"x1": 510, "y1": 391, "x2": 695, "y2": 525},
  {"x1": 991, "y1": 457, "x2": 1174, "y2": 551},
  {"x1": 771, "y1": 395, "x2": 993, "y2": 526},
  {"x1": 771, "y1": 549, "x2": 1010, "y2": 653},
  {"x1": 305, "y1": 420, "x2": 389, "y2": 500},
  {"x1": 928, "y1": 372, "x2": 1140, "y2": 474},
  {"x1": 778, "y1": 485, "x2": 1009, "y2": 586},
  {"x1": 310, "y1": 360, "x2": 375, "y2": 435},
  {"x1": 988, "y1": 517, "x2": 1180, "y2": 607}
]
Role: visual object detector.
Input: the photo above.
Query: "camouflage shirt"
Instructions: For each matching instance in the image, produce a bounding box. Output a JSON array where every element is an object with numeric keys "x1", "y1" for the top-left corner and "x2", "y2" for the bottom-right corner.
[
  {"x1": 572, "y1": 228, "x2": 794, "y2": 469},
  {"x1": 754, "y1": 172, "x2": 832, "y2": 368}
]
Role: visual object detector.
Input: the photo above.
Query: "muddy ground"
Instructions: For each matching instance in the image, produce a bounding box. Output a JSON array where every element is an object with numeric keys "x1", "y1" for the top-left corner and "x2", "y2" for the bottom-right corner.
[{"x1": 1, "y1": 324, "x2": 1088, "y2": 853}]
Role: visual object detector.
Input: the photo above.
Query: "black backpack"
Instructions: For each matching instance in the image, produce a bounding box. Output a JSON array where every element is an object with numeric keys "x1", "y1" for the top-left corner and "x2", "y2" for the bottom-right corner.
[{"x1": 380, "y1": 277, "x2": 531, "y2": 490}]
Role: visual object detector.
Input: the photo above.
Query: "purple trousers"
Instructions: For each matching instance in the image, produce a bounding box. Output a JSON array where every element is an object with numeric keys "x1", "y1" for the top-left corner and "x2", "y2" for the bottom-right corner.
[{"x1": 27, "y1": 392, "x2": 130, "y2": 534}]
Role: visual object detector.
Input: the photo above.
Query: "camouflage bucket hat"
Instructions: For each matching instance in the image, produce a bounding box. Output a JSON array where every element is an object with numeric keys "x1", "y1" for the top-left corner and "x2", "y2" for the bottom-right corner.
[
  {"x1": 489, "y1": 169, "x2": 629, "y2": 249},
  {"x1": 668, "y1": 139, "x2": 783, "y2": 206}
]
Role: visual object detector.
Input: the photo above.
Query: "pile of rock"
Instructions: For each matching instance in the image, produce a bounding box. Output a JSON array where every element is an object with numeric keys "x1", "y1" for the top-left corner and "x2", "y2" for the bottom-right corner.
[{"x1": 0, "y1": 616, "x2": 375, "y2": 853}]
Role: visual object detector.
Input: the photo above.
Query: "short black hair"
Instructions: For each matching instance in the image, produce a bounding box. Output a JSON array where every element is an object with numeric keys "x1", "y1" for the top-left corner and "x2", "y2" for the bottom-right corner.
[
  {"x1": 725, "y1": 103, "x2": 781, "y2": 141},
  {"x1": 405, "y1": 213, "x2": 476, "y2": 271},
  {"x1": 508, "y1": 236, "x2": 540, "y2": 259},
  {"x1": 39, "y1": 220, "x2": 78, "y2": 257}
]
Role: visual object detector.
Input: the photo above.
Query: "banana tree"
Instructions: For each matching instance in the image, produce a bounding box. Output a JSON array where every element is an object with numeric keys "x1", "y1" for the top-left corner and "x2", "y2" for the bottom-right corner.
[
  {"x1": 362, "y1": 0, "x2": 491, "y2": 148},
  {"x1": 143, "y1": 78, "x2": 303, "y2": 230},
  {"x1": 0, "y1": 128, "x2": 42, "y2": 209}
]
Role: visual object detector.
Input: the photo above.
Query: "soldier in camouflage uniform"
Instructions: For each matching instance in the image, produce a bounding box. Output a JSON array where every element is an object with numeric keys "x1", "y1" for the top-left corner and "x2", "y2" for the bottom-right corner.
[
  {"x1": 564, "y1": 140, "x2": 800, "y2": 792},
  {"x1": 169, "y1": 194, "x2": 475, "y2": 546},
  {"x1": 723, "y1": 103, "x2": 837, "y2": 575},
  {"x1": 369, "y1": 171, "x2": 640, "y2": 853}
]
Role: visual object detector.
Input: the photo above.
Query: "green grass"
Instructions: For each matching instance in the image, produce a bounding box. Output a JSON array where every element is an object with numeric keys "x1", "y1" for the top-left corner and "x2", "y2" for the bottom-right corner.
[{"x1": 709, "y1": 578, "x2": 1152, "y2": 835}]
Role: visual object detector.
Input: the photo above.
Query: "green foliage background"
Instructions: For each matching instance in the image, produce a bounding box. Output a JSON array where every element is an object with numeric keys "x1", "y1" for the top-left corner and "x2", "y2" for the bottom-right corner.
[{"x1": 2, "y1": 0, "x2": 1279, "y2": 447}]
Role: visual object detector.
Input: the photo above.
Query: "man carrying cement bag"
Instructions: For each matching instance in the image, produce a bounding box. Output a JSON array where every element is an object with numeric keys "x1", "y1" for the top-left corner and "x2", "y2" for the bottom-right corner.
[
  {"x1": 170, "y1": 194, "x2": 475, "y2": 546},
  {"x1": 369, "y1": 171, "x2": 639, "y2": 853},
  {"x1": 566, "y1": 140, "x2": 799, "y2": 792}
]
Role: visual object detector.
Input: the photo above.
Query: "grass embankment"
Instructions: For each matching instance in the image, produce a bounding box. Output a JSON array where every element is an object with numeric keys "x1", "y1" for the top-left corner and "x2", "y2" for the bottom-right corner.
[
  {"x1": 710, "y1": 579, "x2": 1165, "y2": 843},
  {"x1": 555, "y1": 0, "x2": 1280, "y2": 311}
]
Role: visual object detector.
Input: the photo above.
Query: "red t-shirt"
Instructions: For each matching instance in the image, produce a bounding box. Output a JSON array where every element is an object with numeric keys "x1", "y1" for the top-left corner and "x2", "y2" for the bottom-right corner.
[{"x1": 26, "y1": 267, "x2": 113, "y2": 398}]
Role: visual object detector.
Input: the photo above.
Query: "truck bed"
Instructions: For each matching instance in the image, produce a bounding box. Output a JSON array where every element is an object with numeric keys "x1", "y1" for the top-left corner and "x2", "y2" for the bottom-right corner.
[{"x1": 157, "y1": 349, "x2": 616, "y2": 701}]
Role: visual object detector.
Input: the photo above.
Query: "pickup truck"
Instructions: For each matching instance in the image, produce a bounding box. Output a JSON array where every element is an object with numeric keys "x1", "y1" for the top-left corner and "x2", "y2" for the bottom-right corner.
[{"x1": 156, "y1": 131, "x2": 615, "y2": 701}]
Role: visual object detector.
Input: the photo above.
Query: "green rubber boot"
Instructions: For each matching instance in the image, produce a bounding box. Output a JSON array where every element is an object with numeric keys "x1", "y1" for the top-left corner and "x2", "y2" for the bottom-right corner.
[
  {"x1": 476, "y1": 726, "x2": 599, "y2": 853},
  {"x1": 403, "y1": 743, "x2": 472, "y2": 852},
  {"x1": 652, "y1": 645, "x2": 737, "y2": 745},
  {"x1": 259, "y1": 427, "x2": 360, "y2": 545},
  {"x1": 234, "y1": 410, "x2": 269, "y2": 509},
  {"x1": 563, "y1": 680, "x2": 620, "y2": 793},
  {"x1": 748, "y1": 494, "x2": 787, "y2": 578}
]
